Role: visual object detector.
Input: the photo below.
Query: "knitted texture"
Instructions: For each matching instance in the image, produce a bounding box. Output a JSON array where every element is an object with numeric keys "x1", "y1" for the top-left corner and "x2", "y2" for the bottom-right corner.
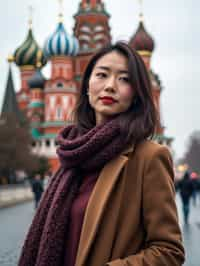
[{"x1": 18, "y1": 117, "x2": 128, "y2": 266}]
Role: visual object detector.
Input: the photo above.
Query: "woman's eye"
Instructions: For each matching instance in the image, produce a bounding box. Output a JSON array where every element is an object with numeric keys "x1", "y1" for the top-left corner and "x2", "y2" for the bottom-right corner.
[
  {"x1": 96, "y1": 72, "x2": 107, "y2": 78},
  {"x1": 119, "y1": 77, "x2": 130, "y2": 83}
]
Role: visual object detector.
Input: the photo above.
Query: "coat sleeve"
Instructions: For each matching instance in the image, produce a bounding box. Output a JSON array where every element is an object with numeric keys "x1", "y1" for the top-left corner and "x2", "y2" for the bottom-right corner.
[{"x1": 106, "y1": 146, "x2": 185, "y2": 266}]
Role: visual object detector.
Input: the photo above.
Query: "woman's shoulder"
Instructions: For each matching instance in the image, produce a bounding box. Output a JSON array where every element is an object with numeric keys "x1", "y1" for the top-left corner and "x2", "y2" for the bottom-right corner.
[
  {"x1": 133, "y1": 140, "x2": 172, "y2": 162},
  {"x1": 126, "y1": 141, "x2": 173, "y2": 177}
]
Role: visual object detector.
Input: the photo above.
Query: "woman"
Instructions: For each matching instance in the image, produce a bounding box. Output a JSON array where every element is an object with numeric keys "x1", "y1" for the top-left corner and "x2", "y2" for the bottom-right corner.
[{"x1": 18, "y1": 42, "x2": 185, "y2": 266}]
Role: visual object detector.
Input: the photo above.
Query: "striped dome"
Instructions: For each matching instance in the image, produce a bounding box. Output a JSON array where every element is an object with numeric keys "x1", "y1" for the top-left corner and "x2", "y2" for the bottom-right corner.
[
  {"x1": 14, "y1": 29, "x2": 46, "y2": 68},
  {"x1": 44, "y1": 22, "x2": 79, "y2": 58}
]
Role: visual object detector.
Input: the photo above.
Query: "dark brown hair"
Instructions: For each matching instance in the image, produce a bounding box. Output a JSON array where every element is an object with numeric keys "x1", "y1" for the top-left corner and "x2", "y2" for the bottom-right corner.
[{"x1": 73, "y1": 41, "x2": 157, "y2": 145}]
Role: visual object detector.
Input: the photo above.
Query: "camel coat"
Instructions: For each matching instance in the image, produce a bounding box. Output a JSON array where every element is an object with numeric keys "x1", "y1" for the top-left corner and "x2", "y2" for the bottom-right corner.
[{"x1": 75, "y1": 141, "x2": 185, "y2": 266}]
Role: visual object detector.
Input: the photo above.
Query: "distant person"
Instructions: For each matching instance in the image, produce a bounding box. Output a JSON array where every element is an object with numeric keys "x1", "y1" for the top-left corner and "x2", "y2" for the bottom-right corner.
[
  {"x1": 195, "y1": 176, "x2": 200, "y2": 204},
  {"x1": 190, "y1": 173, "x2": 199, "y2": 206},
  {"x1": 178, "y1": 171, "x2": 194, "y2": 224},
  {"x1": 31, "y1": 174, "x2": 44, "y2": 209}
]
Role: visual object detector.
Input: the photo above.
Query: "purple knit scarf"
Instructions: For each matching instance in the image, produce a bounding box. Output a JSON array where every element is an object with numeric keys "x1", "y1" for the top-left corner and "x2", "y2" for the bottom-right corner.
[{"x1": 18, "y1": 118, "x2": 128, "y2": 266}]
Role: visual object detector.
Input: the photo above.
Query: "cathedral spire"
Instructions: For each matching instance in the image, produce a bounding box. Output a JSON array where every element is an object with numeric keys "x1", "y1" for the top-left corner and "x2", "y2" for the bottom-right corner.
[
  {"x1": 129, "y1": 0, "x2": 155, "y2": 58},
  {"x1": 58, "y1": 0, "x2": 64, "y2": 22},
  {"x1": 1, "y1": 61, "x2": 22, "y2": 123},
  {"x1": 138, "y1": 0, "x2": 144, "y2": 22},
  {"x1": 28, "y1": 5, "x2": 34, "y2": 29}
]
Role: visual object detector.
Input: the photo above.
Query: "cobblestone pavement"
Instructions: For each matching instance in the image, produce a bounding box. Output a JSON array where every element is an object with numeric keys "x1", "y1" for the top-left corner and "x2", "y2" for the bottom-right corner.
[
  {"x1": 176, "y1": 193, "x2": 200, "y2": 266},
  {"x1": 0, "y1": 194, "x2": 200, "y2": 266},
  {"x1": 0, "y1": 202, "x2": 34, "y2": 266}
]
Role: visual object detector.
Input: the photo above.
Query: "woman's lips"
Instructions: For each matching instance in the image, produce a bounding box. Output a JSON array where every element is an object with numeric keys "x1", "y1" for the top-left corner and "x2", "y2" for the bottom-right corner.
[{"x1": 100, "y1": 97, "x2": 117, "y2": 105}]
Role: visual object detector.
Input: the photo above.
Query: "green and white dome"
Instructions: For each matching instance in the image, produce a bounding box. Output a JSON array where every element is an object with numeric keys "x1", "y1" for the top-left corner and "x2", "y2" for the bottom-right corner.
[{"x1": 14, "y1": 29, "x2": 46, "y2": 68}]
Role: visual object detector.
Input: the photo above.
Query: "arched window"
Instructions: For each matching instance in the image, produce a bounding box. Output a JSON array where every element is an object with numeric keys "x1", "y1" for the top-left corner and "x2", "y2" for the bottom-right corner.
[
  {"x1": 56, "y1": 107, "x2": 62, "y2": 120},
  {"x1": 32, "y1": 141, "x2": 36, "y2": 147},
  {"x1": 82, "y1": 43, "x2": 89, "y2": 51},
  {"x1": 50, "y1": 96, "x2": 56, "y2": 108},
  {"x1": 96, "y1": 42, "x2": 103, "y2": 49},
  {"x1": 80, "y1": 25, "x2": 91, "y2": 34},
  {"x1": 46, "y1": 139, "x2": 50, "y2": 147},
  {"x1": 57, "y1": 82, "x2": 63, "y2": 88}
]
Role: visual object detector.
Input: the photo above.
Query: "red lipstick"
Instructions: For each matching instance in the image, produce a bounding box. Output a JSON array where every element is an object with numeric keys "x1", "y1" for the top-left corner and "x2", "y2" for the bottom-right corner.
[{"x1": 100, "y1": 96, "x2": 116, "y2": 105}]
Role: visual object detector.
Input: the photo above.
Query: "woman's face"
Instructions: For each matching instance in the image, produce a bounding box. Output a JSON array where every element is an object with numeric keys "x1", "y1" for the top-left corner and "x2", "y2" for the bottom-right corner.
[{"x1": 88, "y1": 51, "x2": 135, "y2": 125}]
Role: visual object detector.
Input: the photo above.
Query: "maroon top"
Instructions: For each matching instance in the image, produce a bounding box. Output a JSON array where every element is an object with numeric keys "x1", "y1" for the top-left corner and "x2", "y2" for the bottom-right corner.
[{"x1": 64, "y1": 171, "x2": 99, "y2": 266}]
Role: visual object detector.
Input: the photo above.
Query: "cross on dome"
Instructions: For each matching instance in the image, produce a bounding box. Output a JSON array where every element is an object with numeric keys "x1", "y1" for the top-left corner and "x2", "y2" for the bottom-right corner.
[
  {"x1": 58, "y1": 0, "x2": 64, "y2": 22},
  {"x1": 28, "y1": 5, "x2": 34, "y2": 29},
  {"x1": 138, "y1": 0, "x2": 144, "y2": 22}
]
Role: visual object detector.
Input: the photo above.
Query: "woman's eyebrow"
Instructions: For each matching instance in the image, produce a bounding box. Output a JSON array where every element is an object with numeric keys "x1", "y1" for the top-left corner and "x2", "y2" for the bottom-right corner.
[
  {"x1": 96, "y1": 66, "x2": 110, "y2": 71},
  {"x1": 118, "y1": 70, "x2": 129, "y2": 74},
  {"x1": 96, "y1": 66, "x2": 128, "y2": 74}
]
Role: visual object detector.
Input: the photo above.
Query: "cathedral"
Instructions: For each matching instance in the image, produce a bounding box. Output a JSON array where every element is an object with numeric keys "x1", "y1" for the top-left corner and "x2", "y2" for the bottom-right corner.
[{"x1": 1, "y1": 0, "x2": 173, "y2": 171}]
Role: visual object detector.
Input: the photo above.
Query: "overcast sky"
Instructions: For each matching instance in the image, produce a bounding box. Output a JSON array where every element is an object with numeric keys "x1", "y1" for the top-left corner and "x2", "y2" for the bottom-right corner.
[{"x1": 0, "y1": 0, "x2": 199, "y2": 160}]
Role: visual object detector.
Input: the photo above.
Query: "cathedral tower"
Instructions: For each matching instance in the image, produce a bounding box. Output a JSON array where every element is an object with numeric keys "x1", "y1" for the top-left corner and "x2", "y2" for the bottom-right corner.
[
  {"x1": 129, "y1": 2, "x2": 165, "y2": 138},
  {"x1": 73, "y1": 0, "x2": 111, "y2": 86}
]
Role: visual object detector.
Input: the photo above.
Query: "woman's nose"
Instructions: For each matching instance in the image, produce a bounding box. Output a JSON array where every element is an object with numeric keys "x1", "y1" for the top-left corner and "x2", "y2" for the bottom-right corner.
[{"x1": 104, "y1": 76, "x2": 116, "y2": 91}]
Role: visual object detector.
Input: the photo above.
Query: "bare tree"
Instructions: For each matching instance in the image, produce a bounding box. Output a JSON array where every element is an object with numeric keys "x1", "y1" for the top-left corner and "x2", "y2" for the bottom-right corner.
[
  {"x1": 0, "y1": 114, "x2": 40, "y2": 183},
  {"x1": 183, "y1": 131, "x2": 200, "y2": 173}
]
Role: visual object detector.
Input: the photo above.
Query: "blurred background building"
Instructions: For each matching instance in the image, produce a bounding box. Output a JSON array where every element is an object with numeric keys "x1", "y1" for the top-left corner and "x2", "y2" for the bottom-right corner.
[{"x1": 1, "y1": 0, "x2": 173, "y2": 171}]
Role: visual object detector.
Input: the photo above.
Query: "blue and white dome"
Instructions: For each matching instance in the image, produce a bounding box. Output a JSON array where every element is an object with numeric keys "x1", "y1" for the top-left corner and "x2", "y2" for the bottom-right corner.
[{"x1": 44, "y1": 22, "x2": 79, "y2": 58}]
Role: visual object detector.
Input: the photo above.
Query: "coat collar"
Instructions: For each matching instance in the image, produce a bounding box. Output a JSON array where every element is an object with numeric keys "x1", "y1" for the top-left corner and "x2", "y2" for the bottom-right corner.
[
  {"x1": 75, "y1": 145, "x2": 134, "y2": 266},
  {"x1": 121, "y1": 144, "x2": 134, "y2": 156}
]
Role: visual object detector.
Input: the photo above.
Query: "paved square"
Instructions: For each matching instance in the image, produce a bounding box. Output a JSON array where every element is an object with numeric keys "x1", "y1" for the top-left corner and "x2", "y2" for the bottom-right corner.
[{"x1": 0, "y1": 194, "x2": 199, "y2": 265}]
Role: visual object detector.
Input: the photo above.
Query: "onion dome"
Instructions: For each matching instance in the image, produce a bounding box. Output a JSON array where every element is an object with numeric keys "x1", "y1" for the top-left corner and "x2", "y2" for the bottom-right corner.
[
  {"x1": 130, "y1": 17, "x2": 155, "y2": 56},
  {"x1": 28, "y1": 49, "x2": 46, "y2": 89},
  {"x1": 44, "y1": 22, "x2": 79, "y2": 58},
  {"x1": 14, "y1": 29, "x2": 47, "y2": 68},
  {"x1": 28, "y1": 69, "x2": 46, "y2": 89}
]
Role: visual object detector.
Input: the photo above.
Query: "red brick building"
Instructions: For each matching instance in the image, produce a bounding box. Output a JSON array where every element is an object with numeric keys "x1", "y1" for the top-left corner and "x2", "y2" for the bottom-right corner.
[{"x1": 2, "y1": 0, "x2": 172, "y2": 172}]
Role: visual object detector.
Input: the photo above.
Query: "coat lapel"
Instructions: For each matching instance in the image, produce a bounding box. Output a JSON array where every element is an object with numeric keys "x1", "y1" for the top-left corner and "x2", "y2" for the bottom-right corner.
[{"x1": 75, "y1": 152, "x2": 131, "y2": 266}]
